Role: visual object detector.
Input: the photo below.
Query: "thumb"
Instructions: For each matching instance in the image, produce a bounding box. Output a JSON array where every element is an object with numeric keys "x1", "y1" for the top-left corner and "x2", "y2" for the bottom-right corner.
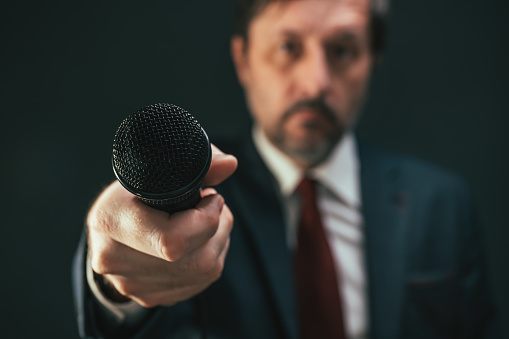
[{"x1": 203, "y1": 144, "x2": 238, "y2": 186}]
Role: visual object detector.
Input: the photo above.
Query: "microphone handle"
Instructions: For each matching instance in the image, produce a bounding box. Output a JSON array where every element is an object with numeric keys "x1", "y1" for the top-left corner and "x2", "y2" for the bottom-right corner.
[{"x1": 138, "y1": 186, "x2": 202, "y2": 214}]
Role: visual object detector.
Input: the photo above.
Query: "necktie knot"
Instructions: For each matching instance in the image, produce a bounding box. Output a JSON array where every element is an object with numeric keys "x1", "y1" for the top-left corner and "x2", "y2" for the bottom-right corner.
[
  {"x1": 297, "y1": 177, "x2": 316, "y2": 198},
  {"x1": 297, "y1": 177, "x2": 320, "y2": 234}
]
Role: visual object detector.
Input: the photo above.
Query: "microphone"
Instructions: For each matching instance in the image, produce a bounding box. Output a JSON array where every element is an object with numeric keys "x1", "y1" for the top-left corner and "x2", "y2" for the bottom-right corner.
[{"x1": 112, "y1": 103, "x2": 212, "y2": 214}]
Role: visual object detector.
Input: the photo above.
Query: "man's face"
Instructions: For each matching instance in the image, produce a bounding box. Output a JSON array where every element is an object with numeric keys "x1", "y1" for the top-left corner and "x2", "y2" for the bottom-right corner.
[{"x1": 232, "y1": 0, "x2": 373, "y2": 167}]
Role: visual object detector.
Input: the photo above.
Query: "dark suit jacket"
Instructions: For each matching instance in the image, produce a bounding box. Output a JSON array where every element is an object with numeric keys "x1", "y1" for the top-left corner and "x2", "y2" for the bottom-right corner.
[{"x1": 73, "y1": 133, "x2": 497, "y2": 339}]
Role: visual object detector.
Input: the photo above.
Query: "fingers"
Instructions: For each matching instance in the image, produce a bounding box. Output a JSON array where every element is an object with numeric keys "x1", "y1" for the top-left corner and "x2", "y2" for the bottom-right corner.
[
  {"x1": 203, "y1": 144, "x2": 238, "y2": 186},
  {"x1": 155, "y1": 193, "x2": 225, "y2": 262},
  {"x1": 90, "y1": 189, "x2": 230, "y2": 275},
  {"x1": 89, "y1": 234, "x2": 168, "y2": 278},
  {"x1": 88, "y1": 195, "x2": 234, "y2": 307},
  {"x1": 89, "y1": 182, "x2": 227, "y2": 263},
  {"x1": 185, "y1": 202, "x2": 233, "y2": 275}
]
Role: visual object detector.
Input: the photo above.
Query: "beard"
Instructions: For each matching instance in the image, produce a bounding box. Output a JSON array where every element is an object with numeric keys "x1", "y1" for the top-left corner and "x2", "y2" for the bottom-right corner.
[{"x1": 268, "y1": 97, "x2": 345, "y2": 167}]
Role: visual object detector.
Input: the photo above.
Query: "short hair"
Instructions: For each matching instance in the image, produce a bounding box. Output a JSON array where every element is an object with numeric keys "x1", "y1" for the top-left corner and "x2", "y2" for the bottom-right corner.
[{"x1": 234, "y1": 0, "x2": 390, "y2": 56}]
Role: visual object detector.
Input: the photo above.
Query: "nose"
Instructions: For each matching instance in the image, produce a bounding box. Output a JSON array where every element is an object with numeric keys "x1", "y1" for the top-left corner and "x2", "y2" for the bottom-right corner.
[{"x1": 297, "y1": 45, "x2": 331, "y2": 98}]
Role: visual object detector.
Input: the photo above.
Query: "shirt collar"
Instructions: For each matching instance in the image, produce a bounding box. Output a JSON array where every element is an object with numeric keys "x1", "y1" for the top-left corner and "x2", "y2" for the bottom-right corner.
[{"x1": 252, "y1": 125, "x2": 361, "y2": 208}]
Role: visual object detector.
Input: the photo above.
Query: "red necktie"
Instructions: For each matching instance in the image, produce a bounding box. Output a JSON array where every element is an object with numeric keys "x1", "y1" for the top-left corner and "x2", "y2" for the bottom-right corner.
[{"x1": 295, "y1": 177, "x2": 346, "y2": 339}]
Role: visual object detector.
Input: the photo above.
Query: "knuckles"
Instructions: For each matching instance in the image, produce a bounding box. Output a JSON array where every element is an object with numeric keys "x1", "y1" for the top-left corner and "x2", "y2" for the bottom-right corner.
[
  {"x1": 87, "y1": 206, "x2": 114, "y2": 236},
  {"x1": 223, "y1": 207, "x2": 234, "y2": 232},
  {"x1": 192, "y1": 247, "x2": 225, "y2": 281},
  {"x1": 209, "y1": 259, "x2": 224, "y2": 281},
  {"x1": 111, "y1": 279, "x2": 133, "y2": 297},
  {"x1": 189, "y1": 208, "x2": 221, "y2": 236},
  {"x1": 155, "y1": 230, "x2": 187, "y2": 262},
  {"x1": 157, "y1": 207, "x2": 222, "y2": 262},
  {"x1": 89, "y1": 247, "x2": 117, "y2": 275}
]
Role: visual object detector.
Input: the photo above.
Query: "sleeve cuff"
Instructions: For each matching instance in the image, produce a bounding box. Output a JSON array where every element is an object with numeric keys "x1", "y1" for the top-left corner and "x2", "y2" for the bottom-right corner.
[{"x1": 86, "y1": 254, "x2": 151, "y2": 327}]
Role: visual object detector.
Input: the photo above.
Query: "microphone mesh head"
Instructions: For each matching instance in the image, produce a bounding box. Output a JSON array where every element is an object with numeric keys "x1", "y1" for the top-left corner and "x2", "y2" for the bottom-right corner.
[{"x1": 112, "y1": 103, "x2": 211, "y2": 198}]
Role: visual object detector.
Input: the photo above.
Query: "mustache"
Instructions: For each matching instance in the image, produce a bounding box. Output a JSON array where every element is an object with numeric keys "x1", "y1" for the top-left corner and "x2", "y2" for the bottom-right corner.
[{"x1": 282, "y1": 97, "x2": 337, "y2": 122}]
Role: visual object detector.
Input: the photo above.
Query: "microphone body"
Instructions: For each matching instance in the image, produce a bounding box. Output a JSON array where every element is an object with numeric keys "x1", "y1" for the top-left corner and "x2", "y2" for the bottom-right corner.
[{"x1": 112, "y1": 103, "x2": 211, "y2": 214}]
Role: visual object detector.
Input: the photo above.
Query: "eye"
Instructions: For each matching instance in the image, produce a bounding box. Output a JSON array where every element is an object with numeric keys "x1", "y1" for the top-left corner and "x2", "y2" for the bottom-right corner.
[
  {"x1": 331, "y1": 45, "x2": 355, "y2": 60},
  {"x1": 281, "y1": 40, "x2": 301, "y2": 56}
]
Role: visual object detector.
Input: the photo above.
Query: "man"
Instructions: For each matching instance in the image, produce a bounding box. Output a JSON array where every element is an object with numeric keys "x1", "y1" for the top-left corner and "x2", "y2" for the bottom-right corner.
[{"x1": 73, "y1": 0, "x2": 496, "y2": 338}]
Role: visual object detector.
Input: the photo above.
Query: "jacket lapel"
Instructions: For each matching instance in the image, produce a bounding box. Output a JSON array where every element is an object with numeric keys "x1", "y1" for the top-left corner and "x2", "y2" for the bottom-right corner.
[
  {"x1": 229, "y1": 134, "x2": 298, "y2": 339},
  {"x1": 226, "y1": 135, "x2": 409, "y2": 339},
  {"x1": 358, "y1": 142, "x2": 409, "y2": 339}
]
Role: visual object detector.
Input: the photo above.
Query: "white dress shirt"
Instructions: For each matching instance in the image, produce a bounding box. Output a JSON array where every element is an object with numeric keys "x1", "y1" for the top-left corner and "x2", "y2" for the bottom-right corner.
[{"x1": 252, "y1": 125, "x2": 368, "y2": 339}]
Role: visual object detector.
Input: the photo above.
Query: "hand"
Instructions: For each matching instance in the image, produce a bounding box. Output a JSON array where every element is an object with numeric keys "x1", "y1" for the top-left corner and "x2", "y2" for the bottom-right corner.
[{"x1": 87, "y1": 144, "x2": 237, "y2": 307}]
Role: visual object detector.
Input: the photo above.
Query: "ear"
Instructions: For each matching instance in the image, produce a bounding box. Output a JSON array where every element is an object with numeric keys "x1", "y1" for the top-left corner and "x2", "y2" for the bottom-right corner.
[{"x1": 231, "y1": 35, "x2": 249, "y2": 88}]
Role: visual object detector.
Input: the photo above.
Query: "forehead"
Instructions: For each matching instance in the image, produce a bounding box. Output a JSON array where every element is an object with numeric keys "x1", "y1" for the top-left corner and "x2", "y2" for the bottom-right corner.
[{"x1": 249, "y1": 0, "x2": 370, "y2": 38}]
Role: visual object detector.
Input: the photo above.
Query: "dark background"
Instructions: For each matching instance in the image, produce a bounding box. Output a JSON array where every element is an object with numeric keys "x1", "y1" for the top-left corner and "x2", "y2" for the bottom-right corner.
[{"x1": 1, "y1": 0, "x2": 507, "y2": 338}]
